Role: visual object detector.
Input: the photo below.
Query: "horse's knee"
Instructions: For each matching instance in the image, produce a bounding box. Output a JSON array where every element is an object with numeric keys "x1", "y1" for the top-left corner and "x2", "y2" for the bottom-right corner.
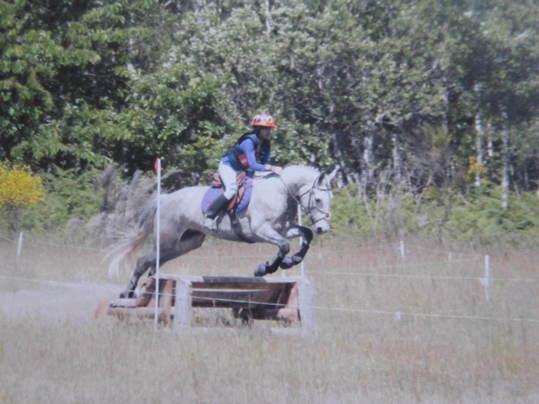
[
  {"x1": 301, "y1": 227, "x2": 314, "y2": 243},
  {"x1": 279, "y1": 241, "x2": 290, "y2": 256}
]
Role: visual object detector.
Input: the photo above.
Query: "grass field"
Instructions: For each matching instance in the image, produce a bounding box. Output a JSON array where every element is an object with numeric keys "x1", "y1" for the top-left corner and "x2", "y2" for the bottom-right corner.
[{"x1": 0, "y1": 235, "x2": 538, "y2": 403}]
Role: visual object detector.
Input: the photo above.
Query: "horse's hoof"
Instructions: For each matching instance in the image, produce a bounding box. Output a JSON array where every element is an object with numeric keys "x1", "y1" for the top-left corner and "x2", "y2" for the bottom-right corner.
[
  {"x1": 280, "y1": 256, "x2": 302, "y2": 269},
  {"x1": 280, "y1": 257, "x2": 294, "y2": 269},
  {"x1": 255, "y1": 263, "x2": 267, "y2": 277},
  {"x1": 119, "y1": 290, "x2": 133, "y2": 299}
]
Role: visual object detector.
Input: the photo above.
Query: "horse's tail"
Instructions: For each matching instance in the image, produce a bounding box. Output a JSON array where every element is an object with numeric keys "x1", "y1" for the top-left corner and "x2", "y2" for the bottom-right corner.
[{"x1": 106, "y1": 202, "x2": 156, "y2": 278}]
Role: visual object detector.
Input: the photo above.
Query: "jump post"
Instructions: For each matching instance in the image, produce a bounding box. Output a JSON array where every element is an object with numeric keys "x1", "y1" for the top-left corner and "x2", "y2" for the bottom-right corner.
[{"x1": 97, "y1": 273, "x2": 317, "y2": 335}]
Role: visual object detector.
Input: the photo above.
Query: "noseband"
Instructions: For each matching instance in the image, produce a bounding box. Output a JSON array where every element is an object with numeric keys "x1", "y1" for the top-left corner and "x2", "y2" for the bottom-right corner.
[{"x1": 280, "y1": 174, "x2": 332, "y2": 225}]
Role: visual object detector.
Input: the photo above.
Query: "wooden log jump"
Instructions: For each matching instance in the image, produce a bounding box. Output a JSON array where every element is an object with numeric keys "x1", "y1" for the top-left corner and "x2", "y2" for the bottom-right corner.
[{"x1": 96, "y1": 274, "x2": 317, "y2": 335}]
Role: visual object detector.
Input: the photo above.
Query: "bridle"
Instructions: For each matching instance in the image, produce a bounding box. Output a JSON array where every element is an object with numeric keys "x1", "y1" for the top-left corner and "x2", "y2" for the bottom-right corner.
[{"x1": 279, "y1": 175, "x2": 332, "y2": 225}]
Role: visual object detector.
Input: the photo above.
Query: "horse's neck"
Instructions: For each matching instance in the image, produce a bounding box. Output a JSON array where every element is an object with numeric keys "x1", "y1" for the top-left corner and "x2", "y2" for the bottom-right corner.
[{"x1": 281, "y1": 170, "x2": 316, "y2": 195}]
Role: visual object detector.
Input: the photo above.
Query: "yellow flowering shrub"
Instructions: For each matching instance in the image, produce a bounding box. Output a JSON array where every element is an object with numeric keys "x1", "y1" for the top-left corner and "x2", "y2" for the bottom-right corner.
[{"x1": 0, "y1": 165, "x2": 44, "y2": 208}]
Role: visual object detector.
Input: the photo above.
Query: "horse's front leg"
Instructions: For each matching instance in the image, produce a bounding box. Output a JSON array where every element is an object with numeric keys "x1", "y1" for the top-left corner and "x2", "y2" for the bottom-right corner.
[
  {"x1": 253, "y1": 225, "x2": 290, "y2": 277},
  {"x1": 280, "y1": 226, "x2": 314, "y2": 269},
  {"x1": 255, "y1": 240, "x2": 289, "y2": 277}
]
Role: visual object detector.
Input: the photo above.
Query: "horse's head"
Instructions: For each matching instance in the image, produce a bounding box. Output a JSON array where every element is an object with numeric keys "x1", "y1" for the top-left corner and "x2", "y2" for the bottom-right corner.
[{"x1": 302, "y1": 167, "x2": 337, "y2": 235}]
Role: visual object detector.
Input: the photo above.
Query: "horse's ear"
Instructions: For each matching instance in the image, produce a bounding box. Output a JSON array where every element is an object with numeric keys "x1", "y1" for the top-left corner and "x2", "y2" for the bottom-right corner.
[
  {"x1": 317, "y1": 173, "x2": 326, "y2": 186},
  {"x1": 327, "y1": 165, "x2": 339, "y2": 183}
]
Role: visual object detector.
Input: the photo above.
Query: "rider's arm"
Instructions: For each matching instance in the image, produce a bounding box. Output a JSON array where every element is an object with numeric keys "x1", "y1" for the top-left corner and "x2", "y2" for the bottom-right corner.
[
  {"x1": 261, "y1": 146, "x2": 271, "y2": 166},
  {"x1": 260, "y1": 147, "x2": 278, "y2": 173},
  {"x1": 239, "y1": 139, "x2": 270, "y2": 171}
]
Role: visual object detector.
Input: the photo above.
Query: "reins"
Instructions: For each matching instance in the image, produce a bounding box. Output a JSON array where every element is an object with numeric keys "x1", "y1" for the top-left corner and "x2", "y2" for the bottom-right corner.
[{"x1": 278, "y1": 174, "x2": 332, "y2": 224}]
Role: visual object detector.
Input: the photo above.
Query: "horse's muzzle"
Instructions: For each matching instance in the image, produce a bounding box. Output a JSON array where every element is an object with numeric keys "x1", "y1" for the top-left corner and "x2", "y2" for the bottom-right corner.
[{"x1": 315, "y1": 222, "x2": 330, "y2": 234}]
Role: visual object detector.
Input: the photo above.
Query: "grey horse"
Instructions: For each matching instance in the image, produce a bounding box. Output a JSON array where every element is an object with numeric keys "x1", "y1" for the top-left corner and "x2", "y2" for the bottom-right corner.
[{"x1": 107, "y1": 165, "x2": 336, "y2": 298}]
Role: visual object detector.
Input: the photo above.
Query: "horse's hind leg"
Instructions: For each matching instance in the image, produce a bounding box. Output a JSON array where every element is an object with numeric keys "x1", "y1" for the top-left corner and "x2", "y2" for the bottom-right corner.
[
  {"x1": 147, "y1": 230, "x2": 205, "y2": 277},
  {"x1": 119, "y1": 254, "x2": 155, "y2": 298},
  {"x1": 119, "y1": 230, "x2": 206, "y2": 298}
]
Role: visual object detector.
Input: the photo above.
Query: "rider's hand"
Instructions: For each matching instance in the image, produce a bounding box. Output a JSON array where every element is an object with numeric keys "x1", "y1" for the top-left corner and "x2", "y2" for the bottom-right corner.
[{"x1": 271, "y1": 166, "x2": 283, "y2": 176}]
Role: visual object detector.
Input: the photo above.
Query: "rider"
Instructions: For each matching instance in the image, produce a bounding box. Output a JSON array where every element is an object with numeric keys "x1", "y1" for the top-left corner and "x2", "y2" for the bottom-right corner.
[{"x1": 205, "y1": 112, "x2": 283, "y2": 224}]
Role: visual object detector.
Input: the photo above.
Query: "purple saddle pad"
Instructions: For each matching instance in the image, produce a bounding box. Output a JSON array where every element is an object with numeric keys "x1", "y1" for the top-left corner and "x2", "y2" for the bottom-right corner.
[{"x1": 201, "y1": 177, "x2": 253, "y2": 214}]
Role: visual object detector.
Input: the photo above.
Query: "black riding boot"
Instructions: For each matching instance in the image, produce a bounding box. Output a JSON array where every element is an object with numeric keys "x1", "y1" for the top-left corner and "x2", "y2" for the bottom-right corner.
[{"x1": 206, "y1": 194, "x2": 229, "y2": 219}]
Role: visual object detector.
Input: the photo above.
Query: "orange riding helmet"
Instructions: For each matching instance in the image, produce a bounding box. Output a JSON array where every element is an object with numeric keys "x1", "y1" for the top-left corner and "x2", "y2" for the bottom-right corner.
[{"x1": 250, "y1": 112, "x2": 277, "y2": 128}]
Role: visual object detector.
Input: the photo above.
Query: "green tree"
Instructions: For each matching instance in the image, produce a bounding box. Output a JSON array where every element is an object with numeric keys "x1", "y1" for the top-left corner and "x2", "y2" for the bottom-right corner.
[
  {"x1": 106, "y1": 63, "x2": 236, "y2": 182},
  {"x1": 0, "y1": 0, "x2": 173, "y2": 173}
]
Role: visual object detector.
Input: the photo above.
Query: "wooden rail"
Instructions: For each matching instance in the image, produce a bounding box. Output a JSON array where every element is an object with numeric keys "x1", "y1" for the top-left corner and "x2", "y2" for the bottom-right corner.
[{"x1": 97, "y1": 274, "x2": 317, "y2": 335}]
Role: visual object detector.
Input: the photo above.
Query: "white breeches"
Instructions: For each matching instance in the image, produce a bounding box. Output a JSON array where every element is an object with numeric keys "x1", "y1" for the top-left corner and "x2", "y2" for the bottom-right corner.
[{"x1": 218, "y1": 162, "x2": 238, "y2": 200}]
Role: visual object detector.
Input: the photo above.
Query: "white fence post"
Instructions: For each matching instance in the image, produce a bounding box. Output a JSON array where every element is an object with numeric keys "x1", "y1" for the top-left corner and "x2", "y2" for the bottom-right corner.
[
  {"x1": 154, "y1": 158, "x2": 161, "y2": 330},
  {"x1": 480, "y1": 255, "x2": 491, "y2": 301},
  {"x1": 399, "y1": 239, "x2": 406, "y2": 259},
  {"x1": 16, "y1": 231, "x2": 24, "y2": 261},
  {"x1": 298, "y1": 204, "x2": 305, "y2": 277}
]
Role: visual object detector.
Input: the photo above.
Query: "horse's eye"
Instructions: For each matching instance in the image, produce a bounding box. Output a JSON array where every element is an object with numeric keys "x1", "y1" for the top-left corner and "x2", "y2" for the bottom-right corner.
[{"x1": 315, "y1": 198, "x2": 322, "y2": 203}]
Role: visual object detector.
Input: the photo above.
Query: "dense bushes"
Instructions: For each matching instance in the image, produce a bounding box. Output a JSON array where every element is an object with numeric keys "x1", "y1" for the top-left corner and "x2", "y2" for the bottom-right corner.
[
  {"x1": 331, "y1": 184, "x2": 539, "y2": 245},
  {"x1": 8, "y1": 166, "x2": 539, "y2": 247},
  {"x1": 1, "y1": 168, "x2": 102, "y2": 235}
]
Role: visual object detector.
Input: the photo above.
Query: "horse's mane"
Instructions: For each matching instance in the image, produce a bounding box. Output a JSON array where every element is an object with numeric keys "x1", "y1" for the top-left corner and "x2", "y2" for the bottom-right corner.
[
  {"x1": 281, "y1": 164, "x2": 320, "y2": 181},
  {"x1": 283, "y1": 164, "x2": 320, "y2": 175},
  {"x1": 253, "y1": 165, "x2": 320, "y2": 186}
]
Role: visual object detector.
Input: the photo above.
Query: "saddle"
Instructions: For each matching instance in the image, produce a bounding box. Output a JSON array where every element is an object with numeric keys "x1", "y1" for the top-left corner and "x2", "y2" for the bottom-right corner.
[
  {"x1": 210, "y1": 171, "x2": 247, "y2": 212},
  {"x1": 202, "y1": 171, "x2": 254, "y2": 242}
]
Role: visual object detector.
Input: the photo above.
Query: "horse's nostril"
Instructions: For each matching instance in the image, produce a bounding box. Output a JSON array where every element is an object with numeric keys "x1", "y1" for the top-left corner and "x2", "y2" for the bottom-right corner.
[{"x1": 316, "y1": 227, "x2": 324, "y2": 234}]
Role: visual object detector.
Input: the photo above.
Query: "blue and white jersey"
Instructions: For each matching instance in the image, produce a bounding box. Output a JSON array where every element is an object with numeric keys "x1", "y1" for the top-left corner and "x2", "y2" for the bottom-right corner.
[{"x1": 221, "y1": 133, "x2": 271, "y2": 175}]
